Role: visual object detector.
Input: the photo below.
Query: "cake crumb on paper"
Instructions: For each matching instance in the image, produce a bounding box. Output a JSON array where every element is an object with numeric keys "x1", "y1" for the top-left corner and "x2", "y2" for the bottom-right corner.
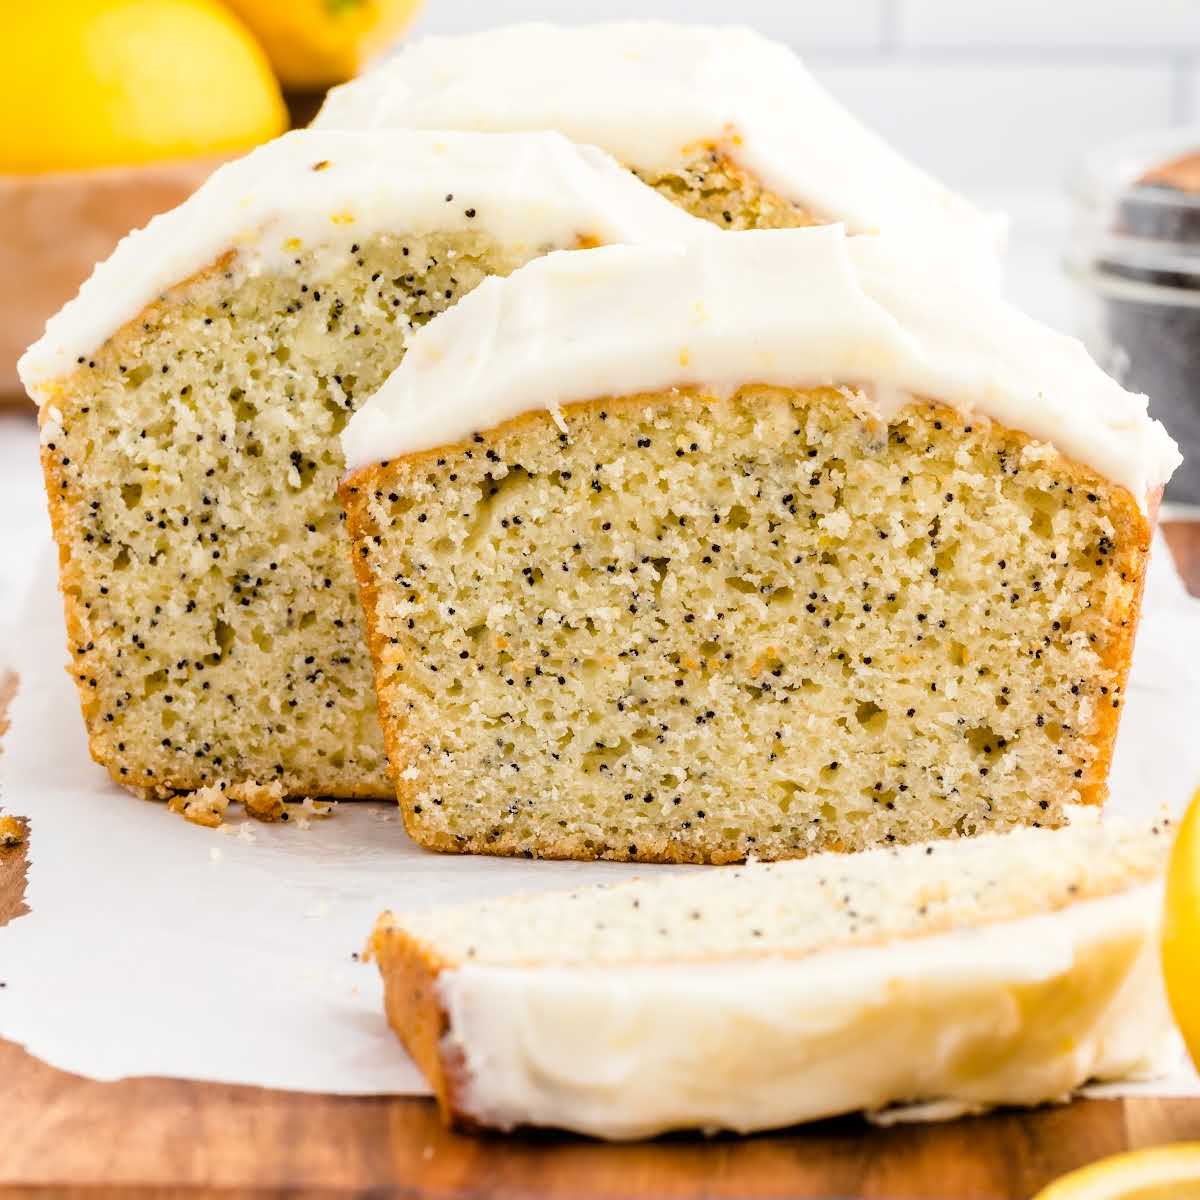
[
  {"x1": 169, "y1": 784, "x2": 230, "y2": 828},
  {"x1": 160, "y1": 780, "x2": 336, "y2": 830}
]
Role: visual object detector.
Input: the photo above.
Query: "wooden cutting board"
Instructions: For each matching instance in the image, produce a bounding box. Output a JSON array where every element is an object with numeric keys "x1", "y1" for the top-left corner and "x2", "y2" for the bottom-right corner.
[{"x1": 2, "y1": 525, "x2": 1199, "y2": 1200}]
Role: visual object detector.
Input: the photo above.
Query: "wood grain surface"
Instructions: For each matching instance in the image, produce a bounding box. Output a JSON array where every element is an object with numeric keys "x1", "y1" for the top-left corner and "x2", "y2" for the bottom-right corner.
[{"x1": 1, "y1": 527, "x2": 1198, "y2": 1200}]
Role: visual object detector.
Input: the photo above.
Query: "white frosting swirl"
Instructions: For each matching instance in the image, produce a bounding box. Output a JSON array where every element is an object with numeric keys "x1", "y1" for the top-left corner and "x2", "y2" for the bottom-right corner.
[
  {"x1": 316, "y1": 21, "x2": 1005, "y2": 279},
  {"x1": 341, "y1": 227, "x2": 1181, "y2": 504},
  {"x1": 18, "y1": 128, "x2": 708, "y2": 393}
]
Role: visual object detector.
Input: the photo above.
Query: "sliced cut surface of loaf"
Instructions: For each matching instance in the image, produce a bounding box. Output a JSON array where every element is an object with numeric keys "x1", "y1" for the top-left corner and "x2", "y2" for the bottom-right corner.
[
  {"x1": 340, "y1": 229, "x2": 1178, "y2": 862},
  {"x1": 371, "y1": 815, "x2": 1175, "y2": 1138},
  {"x1": 20, "y1": 128, "x2": 705, "y2": 801},
  {"x1": 315, "y1": 21, "x2": 1003, "y2": 277}
]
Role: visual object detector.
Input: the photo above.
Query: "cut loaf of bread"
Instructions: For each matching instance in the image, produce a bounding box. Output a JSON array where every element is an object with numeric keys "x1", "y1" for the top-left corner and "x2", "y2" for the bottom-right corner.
[
  {"x1": 340, "y1": 229, "x2": 1178, "y2": 863},
  {"x1": 371, "y1": 814, "x2": 1174, "y2": 1139},
  {"x1": 316, "y1": 21, "x2": 1001, "y2": 278},
  {"x1": 20, "y1": 128, "x2": 706, "y2": 801}
]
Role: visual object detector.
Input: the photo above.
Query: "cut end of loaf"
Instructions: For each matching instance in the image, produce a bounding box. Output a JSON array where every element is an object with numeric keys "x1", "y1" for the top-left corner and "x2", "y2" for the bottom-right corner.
[
  {"x1": 344, "y1": 385, "x2": 1150, "y2": 864},
  {"x1": 38, "y1": 228, "x2": 529, "y2": 799}
]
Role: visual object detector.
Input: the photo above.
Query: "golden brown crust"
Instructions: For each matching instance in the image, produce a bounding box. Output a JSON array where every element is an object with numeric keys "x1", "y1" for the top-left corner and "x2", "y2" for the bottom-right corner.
[
  {"x1": 38, "y1": 388, "x2": 111, "y2": 781},
  {"x1": 369, "y1": 916, "x2": 465, "y2": 1126},
  {"x1": 1077, "y1": 487, "x2": 1153, "y2": 807},
  {"x1": 341, "y1": 474, "x2": 418, "y2": 805},
  {"x1": 343, "y1": 386, "x2": 1152, "y2": 863}
]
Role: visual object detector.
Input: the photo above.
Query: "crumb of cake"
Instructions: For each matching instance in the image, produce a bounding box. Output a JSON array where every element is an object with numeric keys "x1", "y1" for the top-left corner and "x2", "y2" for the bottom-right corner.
[
  {"x1": 291, "y1": 796, "x2": 336, "y2": 830},
  {"x1": 217, "y1": 820, "x2": 256, "y2": 841},
  {"x1": 634, "y1": 148, "x2": 822, "y2": 231},
  {"x1": 227, "y1": 780, "x2": 286, "y2": 821},
  {"x1": 344, "y1": 386, "x2": 1148, "y2": 864},
  {"x1": 127, "y1": 783, "x2": 178, "y2": 803},
  {"x1": 0, "y1": 816, "x2": 25, "y2": 848},
  {"x1": 169, "y1": 784, "x2": 230, "y2": 828},
  {"x1": 382, "y1": 815, "x2": 1167, "y2": 967},
  {"x1": 40, "y1": 229, "x2": 530, "y2": 802},
  {"x1": 162, "y1": 778, "x2": 332, "y2": 828}
]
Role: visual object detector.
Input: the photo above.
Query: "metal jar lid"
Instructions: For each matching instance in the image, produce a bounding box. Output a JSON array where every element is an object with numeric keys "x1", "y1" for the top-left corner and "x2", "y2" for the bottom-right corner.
[{"x1": 1068, "y1": 128, "x2": 1200, "y2": 299}]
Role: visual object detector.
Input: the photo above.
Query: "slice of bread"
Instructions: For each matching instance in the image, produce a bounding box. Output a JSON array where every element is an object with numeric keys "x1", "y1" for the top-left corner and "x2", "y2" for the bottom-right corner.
[
  {"x1": 315, "y1": 21, "x2": 1002, "y2": 277},
  {"x1": 371, "y1": 814, "x2": 1174, "y2": 1138},
  {"x1": 20, "y1": 128, "x2": 705, "y2": 801},
  {"x1": 339, "y1": 230, "x2": 1177, "y2": 863}
]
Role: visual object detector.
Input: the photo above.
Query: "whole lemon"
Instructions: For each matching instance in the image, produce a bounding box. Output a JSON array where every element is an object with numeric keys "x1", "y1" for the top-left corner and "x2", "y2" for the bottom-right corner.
[
  {"x1": 223, "y1": 0, "x2": 423, "y2": 90},
  {"x1": 1, "y1": 0, "x2": 287, "y2": 173},
  {"x1": 1163, "y1": 787, "x2": 1200, "y2": 1071},
  {"x1": 1031, "y1": 1143, "x2": 1200, "y2": 1199}
]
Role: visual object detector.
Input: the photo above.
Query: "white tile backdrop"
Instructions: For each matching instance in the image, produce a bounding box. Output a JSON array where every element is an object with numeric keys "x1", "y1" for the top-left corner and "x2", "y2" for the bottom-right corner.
[
  {"x1": 898, "y1": 0, "x2": 1200, "y2": 50},
  {"x1": 811, "y1": 60, "x2": 1177, "y2": 192},
  {"x1": 406, "y1": 0, "x2": 890, "y2": 46}
]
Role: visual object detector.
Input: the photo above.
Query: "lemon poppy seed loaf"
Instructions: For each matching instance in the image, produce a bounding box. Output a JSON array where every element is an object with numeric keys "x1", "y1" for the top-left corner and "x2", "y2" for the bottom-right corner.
[
  {"x1": 340, "y1": 228, "x2": 1180, "y2": 862},
  {"x1": 371, "y1": 814, "x2": 1174, "y2": 1138},
  {"x1": 19, "y1": 128, "x2": 707, "y2": 800},
  {"x1": 316, "y1": 21, "x2": 1002, "y2": 277}
]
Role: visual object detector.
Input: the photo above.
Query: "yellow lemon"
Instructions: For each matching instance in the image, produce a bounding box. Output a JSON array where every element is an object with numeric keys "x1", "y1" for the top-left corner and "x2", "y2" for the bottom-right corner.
[
  {"x1": 1, "y1": 0, "x2": 287, "y2": 173},
  {"x1": 1163, "y1": 786, "x2": 1200, "y2": 1069},
  {"x1": 224, "y1": 0, "x2": 423, "y2": 89},
  {"x1": 1031, "y1": 1143, "x2": 1200, "y2": 1199}
]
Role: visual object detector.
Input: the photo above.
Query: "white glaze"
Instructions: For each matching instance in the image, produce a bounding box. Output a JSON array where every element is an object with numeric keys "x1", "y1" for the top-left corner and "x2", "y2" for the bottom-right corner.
[
  {"x1": 18, "y1": 128, "x2": 709, "y2": 393},
  {"x1": 316, "y1": 21, "x2": 1004, "y2": 278},
  {"x1": 342, "y1": 227, "x2": 1181, "y2": 504},
  {"x1": 437, "y1": 885, "x2": 1172, "y2": 1139}
]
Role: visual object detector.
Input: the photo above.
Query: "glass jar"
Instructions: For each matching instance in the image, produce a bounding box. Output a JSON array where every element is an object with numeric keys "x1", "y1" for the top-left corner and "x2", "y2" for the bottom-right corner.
[{"x1": 1068, "y1": 128, "x2": 1200, "y2": 513}]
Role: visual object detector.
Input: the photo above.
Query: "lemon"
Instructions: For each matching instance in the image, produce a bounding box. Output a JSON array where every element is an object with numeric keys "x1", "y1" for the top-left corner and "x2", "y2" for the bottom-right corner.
[
  {"x1": 224, "y1": 0, "x2": 423, "y2": 89},
  {"x1": 1, "y1": 0, "x2": 287, "y2": 173},
  {"x1": 1031, "y1": 1144, "x2": 1200, "y2": 1199},
  {"x1": 1163, "y1": 786, "x2": 1200, "y2": 1070}
]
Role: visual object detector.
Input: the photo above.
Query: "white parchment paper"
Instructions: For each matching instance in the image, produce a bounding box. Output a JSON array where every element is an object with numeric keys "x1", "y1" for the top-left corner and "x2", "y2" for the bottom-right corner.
[{"x1": 1, "y1": 535, "x2": 1199, "y2": 1096}]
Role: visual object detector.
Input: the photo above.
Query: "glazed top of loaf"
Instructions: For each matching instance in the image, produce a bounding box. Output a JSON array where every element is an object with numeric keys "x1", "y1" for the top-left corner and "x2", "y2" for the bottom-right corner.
[
  {"x1": 341, "y1": 226, "x2": 1181, "y2": 503},
  {"x1": 315, "y1": 21, "x2": 1004, "y2": 279},
  {"x1": 18, "y1": 128, "x2": 708, "y2": 391}
]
